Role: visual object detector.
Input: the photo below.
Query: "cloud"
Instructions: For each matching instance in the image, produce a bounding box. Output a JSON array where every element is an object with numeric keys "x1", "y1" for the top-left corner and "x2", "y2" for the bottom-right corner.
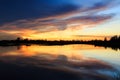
[
  {"x1": 0, "y1": 14, "x2": 114, "y2": 32},
  {"x1": 0, "y1": 31, "x2": 20, "y2": 40},
  {"x1": 0, "y1": 0, "x2": 119, "y2": 40},
  {"x1": 0, "y1": 0, "x2": 118, "y2": 25},
  {"x1": 0, "y1": 0, "x2": 79, "y2": 25}
]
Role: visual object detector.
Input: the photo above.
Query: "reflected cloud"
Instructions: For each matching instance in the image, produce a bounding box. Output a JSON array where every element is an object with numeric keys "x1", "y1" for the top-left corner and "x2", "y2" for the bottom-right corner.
[
  {"x1": 0, "y1": 45, "x2": 104, "y2": 57},
  {"x1": 0, "y1": 53, "x2": 119, "y2": 80},
  {"x1": 0, "y1": 45, "x2": 120, "y2": 80}
]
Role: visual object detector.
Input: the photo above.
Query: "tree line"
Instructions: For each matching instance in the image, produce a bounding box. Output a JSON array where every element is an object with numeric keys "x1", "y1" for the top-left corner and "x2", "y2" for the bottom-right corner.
[{"x1": 0, "y1": 35, "x2": 119, "y2": 50}]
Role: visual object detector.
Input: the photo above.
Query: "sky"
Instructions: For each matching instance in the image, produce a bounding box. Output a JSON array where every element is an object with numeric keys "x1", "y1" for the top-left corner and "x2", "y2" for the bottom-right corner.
[{"x1": 0, "y1": 0, "x2": 120, "y2": 40}]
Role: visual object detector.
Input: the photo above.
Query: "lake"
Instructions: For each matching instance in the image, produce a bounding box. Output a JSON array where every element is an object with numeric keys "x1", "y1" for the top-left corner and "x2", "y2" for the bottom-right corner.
[{"x1": 0, "y1": 44, "x2": 120, "y2": 80}]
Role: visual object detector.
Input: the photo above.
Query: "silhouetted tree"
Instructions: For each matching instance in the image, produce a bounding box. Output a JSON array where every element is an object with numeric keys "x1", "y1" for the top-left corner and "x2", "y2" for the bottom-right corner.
[
  {"x1": 16, "y1": 37, "x2": 21, "y2": 41},
  {"x1": 110, "y1": 35, "x2": 118, "y2": 41},
  {"x1": 104, "y1": 37, "x2": 107, "y2": 42}
]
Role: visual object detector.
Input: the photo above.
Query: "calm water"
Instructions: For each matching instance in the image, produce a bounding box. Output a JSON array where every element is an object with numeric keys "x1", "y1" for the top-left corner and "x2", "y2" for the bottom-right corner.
[{"x1": 0, "y1": 44, "x2": 120, "y2": 80}]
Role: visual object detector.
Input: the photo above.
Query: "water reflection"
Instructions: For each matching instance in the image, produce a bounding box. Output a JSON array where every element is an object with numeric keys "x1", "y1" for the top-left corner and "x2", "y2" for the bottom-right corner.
[{"x1": 0, "y1": 45, "x2": 120, "y2": 80}]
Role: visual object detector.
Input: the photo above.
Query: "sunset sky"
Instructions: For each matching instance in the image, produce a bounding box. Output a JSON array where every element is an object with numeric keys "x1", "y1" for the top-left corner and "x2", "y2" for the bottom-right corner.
[{"x1": 0, "y1": 0, "x2": 120, "y2": 40}]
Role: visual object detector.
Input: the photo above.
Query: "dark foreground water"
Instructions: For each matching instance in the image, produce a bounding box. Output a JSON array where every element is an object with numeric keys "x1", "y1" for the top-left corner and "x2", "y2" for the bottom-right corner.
[{"x1": 0, "y1": 44, "x2": 120, "y2": 80}]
